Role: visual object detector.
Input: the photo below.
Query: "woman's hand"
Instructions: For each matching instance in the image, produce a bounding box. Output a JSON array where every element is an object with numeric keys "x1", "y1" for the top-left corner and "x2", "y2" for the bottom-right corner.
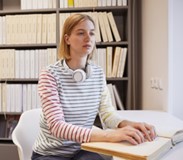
[
  {"x1": 105, "y1": 126, "x2": 146, "y2": 145},
  {"x1": 90, "y1": 124, "x2": 156, "y2": 145},
  {"x1": 118, "y1": 120, "x2": 157, "y2": 142},
  {"x1": 90, "y1": 121, "x2": 156, "y2": 145}
]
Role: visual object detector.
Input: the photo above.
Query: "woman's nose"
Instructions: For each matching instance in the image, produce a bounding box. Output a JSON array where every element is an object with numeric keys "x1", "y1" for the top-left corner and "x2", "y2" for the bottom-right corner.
[{"x1": 84, "y1": 33, "x2": 91, "y2": 41}]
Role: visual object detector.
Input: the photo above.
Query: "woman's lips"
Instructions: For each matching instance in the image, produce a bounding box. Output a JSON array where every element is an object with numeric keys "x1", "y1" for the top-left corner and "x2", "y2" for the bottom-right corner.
[{"x1": 83, "y1": 44, "x2": 91, "y2": 48}]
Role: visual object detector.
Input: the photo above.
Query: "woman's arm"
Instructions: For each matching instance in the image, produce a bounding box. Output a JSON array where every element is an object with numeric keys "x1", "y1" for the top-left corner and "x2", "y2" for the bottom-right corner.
[
  {"x1": 38, "y1": 70, "x2": 92, "y2": 143},
  {"x1": 118, "y1": 120, "x2": 156, "y2": 142},
  {"x1": 97, "y1": 85, "x2": 156, "y2": 145},
  {"x1": 90, "y1": 125, "x2": 150, "y2": 145}
]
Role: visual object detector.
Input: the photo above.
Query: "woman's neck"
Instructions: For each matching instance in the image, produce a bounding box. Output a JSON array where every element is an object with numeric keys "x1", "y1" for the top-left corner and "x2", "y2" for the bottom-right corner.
[{"x1": 66, "y1": 58, "x2": 87, "y2": 70}]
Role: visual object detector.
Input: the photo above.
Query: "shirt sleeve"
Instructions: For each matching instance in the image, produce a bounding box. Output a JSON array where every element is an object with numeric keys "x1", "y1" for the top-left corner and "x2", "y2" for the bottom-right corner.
[
  {"x1": 38, "y1": 70, "x2": 91, "y2": 143},
  {"x1": 99, "y1": 85, "x2": 124, "y2": 129}
]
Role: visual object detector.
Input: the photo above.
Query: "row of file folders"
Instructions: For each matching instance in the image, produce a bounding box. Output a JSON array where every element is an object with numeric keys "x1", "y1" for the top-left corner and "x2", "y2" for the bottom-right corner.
[
  {"x1": 0, "y1": 11, "x2": 122, "y2": 45},
  {"x1": 0, "y1": 83, "x2": 124, "y2": 139},
  {"x1": 0, "y1": 83, "x2": 41, "y2": 113},
  {"x1": 20, "y1": 0, "x2": 128, "y2": 10},
  {"x1": 0, "y1": 83, "x2": 124, "y2": 113},
  {"x1": 0, "y1": 47, "x2": 127, "y2": 79}
]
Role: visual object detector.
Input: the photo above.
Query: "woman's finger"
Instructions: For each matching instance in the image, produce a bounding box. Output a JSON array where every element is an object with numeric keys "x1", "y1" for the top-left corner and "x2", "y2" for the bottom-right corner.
[{"x1": 126, "y1": 127, "x2": 145, "y2": 144}]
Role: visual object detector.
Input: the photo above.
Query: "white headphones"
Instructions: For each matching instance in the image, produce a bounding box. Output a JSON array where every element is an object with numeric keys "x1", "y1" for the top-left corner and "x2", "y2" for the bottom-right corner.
[{"x1": 62, "y1": 59, "x2": 92, "y2": 83}]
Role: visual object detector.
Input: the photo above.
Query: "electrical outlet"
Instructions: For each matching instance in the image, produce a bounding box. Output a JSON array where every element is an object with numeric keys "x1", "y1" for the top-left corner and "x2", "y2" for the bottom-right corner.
[
  {"x1": 150, "y1": 78, "x2": 155, "y2": 88},
  {"x1": 154, "y1": 77, "x2": 159, "y2": 89},
  {"x1": 158, "y1": 79, "x2": 163, "y2": 90},
  {"x1": 150, "y1": 77, "x2": 163, "y2": 90}
]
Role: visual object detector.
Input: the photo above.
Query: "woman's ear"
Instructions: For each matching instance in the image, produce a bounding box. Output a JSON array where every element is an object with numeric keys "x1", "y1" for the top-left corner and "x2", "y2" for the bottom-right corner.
[{"x1": 64, "y1": 34, "x2": 70, "y2": 45}]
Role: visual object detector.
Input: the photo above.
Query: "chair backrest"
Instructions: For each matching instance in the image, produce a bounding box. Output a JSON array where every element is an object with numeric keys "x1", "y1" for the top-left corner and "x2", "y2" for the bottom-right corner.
[{"x1": 12, "y1": 108, "x2": 41, "y2": 160}]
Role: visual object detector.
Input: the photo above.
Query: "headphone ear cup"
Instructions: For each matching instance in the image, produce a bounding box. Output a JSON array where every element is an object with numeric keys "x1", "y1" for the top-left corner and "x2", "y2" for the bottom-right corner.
[
  {"x1": 62, "y1": 59, "x2": 92, "y2": 82},
  {"x1": 73, "y1": 69, "x2": 86, "y2": 83}
]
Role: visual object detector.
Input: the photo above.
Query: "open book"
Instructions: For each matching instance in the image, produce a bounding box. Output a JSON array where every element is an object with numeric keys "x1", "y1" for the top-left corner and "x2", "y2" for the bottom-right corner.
[
  {"x1": 116, "y1": 110, "x2": 183, "y2": 145},
  {"x1": 82, "y1": 110, "x2": 183, "y2": 160}
]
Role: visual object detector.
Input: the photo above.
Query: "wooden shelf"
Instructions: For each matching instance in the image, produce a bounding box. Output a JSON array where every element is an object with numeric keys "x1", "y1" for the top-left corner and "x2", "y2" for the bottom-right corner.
[
  {"x1": 0, "y1": 1, "x2": 137, "y2": 148},
  {"x1": 0, "y1": 112, "x2": 21, "y2": 115},
  {"x1": 0, "y1": 8, "x2": 57, "y2": 15},
  {"x1": 0, "y1": 79, "x2": 38, "y2": 83},
  {"x1": 96, "y1": 41, "x2": 128, "y2": 47},
  {"x1": 58, "y1": 6, "x2": 128, "y2": 13},
  {"x1": 0, "y1": 78, "x2": 129, "y2": 83},
  {"x1": 107, "y1": 77, "x2": 128, "y2": 81},
  {"x1": 0, "y1": 44, "x2": 57, "y2": 49}
]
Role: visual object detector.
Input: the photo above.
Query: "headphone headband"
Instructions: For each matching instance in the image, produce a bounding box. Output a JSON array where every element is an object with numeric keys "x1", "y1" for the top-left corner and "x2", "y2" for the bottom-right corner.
[{"x1": 62, "y1": 59, "x2": 92, "y2": 83}]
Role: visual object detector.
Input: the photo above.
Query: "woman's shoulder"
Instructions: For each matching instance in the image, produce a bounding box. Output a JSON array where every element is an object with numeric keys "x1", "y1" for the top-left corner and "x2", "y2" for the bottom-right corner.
[
  {"x1": 47, "y1": 60, "x2": 61, "y2": 69},
  {"x1": 90, "y1": 62, "x2": 105, "y2": 74},
  {"x1": 46, "y1": 60, "x2": 65, "y2": 72},
  {"x1": 39, "y1": 60, "x2": 63, "y2": 76},
  {"x1": 90, "y1": 62, "x2": 103, "y2": 70}
]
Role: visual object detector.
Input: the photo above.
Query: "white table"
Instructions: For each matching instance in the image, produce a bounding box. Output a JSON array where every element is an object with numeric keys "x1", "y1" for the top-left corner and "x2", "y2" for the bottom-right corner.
[
  {"x1": 112, "y1": 142, "x2": 183, "y2": 160},
  {"x1": 116, "y1": 110, "x2": 183, "y2": 160},
  {"x1": 161, "y1": 141, "x2": 183, "y2": 160},
  {"x1": 83, "y1": 110, "x2": 183, "y2": 160}
]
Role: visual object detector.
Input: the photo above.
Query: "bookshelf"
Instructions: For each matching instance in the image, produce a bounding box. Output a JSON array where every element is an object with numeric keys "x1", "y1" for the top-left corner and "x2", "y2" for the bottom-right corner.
[{"x1": 0, "y1": 0, "x2": 135, "y2": 157}]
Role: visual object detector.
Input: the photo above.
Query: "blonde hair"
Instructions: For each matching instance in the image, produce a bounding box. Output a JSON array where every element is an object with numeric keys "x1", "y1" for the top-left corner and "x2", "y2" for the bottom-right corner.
[{"x1": 58, "y1": 13, "x2": 96, "y2": 60}]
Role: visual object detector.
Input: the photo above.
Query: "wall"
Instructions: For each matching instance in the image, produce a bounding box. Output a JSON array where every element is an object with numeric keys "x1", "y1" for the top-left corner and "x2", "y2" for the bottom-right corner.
[
  {"x1": 140, "y1": 0, "x2": 183, "y2": 120},
  {"x1": 140, "y1": 0, "x2": 168, "y2": 111},
  {"x1": 168, "y1": 0, "x2": 183, "y2": 120}
]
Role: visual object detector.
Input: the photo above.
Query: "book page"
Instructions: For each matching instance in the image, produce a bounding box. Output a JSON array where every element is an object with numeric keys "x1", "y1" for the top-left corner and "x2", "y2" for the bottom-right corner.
[
  {"x1": 82, "y1": 137, "x2": 172, "y2": 160},
  {"x1": 155, "y1": 126, "x2": 183, "y2": 145},
  {"x1": 155, "y1": 125, "x2": 183, "y2": 139},
  {"x1": 116, "y1": 110, "x2": 183, "y2": 144}
]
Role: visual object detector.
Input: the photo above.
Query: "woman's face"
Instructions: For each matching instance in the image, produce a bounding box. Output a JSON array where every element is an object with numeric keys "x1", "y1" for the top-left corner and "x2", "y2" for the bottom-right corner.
[{"x1": 65, "y1": 19, "x2": 95, "y2": 59}]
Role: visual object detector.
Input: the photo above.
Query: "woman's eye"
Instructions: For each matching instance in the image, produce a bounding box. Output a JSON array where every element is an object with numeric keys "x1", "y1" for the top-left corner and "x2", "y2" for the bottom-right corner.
[
  {"x1": 90, "y1": 32, "x2": 95, "y2": 36},
  {"x1": 78, "y1": 32, "x2": 84, "y2": 35}
]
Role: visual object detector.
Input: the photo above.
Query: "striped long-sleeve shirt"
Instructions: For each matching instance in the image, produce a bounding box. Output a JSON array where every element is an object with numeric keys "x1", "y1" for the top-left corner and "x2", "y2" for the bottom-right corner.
[{"x1": 32, "y1": 60, "x2": 123, "y2": 157}]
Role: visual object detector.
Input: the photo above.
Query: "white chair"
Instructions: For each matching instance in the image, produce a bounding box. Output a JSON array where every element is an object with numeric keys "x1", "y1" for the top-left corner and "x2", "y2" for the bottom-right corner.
[
  {"x1": 12, "y1": 108, "x2": 113, "y2": 160},
  {"x1": 12, "y1": 108, "x2": 41, "y2": 160}
]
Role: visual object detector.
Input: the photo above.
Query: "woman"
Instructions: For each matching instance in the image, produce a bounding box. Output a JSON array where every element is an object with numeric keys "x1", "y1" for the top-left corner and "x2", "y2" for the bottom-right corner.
[{"x1": 31, "y1": 13, "x2": 156, "y2": 160}]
